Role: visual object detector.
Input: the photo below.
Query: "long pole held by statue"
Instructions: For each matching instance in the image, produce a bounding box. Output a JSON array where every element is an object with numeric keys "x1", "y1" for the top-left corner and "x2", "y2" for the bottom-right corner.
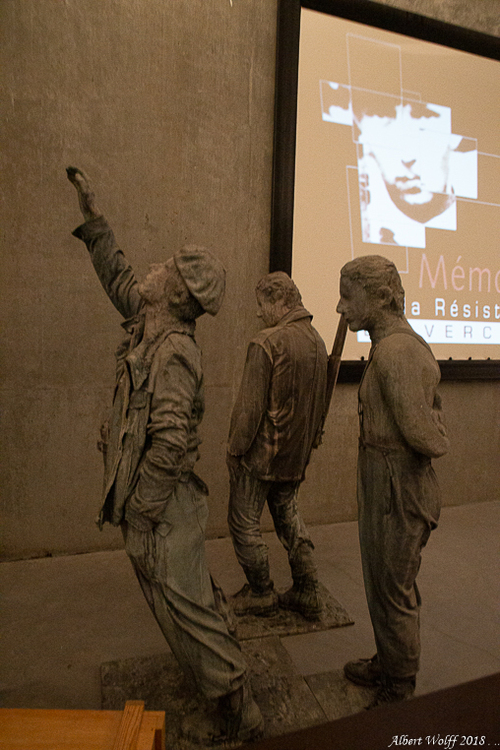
[{"x1": 314, "y1": 314, "x2": 348, "y2": 448}]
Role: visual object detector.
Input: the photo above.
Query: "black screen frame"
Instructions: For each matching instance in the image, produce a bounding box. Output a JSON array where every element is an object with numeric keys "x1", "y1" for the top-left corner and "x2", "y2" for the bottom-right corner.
[{"x1": 270, "y1": 0, "x2": 500, "y2": 382}]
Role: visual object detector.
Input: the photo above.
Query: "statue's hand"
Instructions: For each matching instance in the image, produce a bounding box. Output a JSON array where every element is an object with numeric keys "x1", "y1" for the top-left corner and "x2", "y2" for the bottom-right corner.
[
  {"x1": 66, "y1": 165, "x2": 90, "y2": 189},
  {"x1": 66, "y1": 166, "x2": 102, "y2": 221}
]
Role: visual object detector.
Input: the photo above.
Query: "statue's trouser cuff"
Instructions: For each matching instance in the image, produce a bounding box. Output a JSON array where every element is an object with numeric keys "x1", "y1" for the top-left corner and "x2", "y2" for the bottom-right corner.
[
  {"x1": 357, "y1": 442, "x2": 440, "y2": 680},
  {"x1": 227, "y1": 462, "x2": 314, "y2": 586},
  {"x1": 123, "y1": 477, "x2": 246, "y2": 699}
]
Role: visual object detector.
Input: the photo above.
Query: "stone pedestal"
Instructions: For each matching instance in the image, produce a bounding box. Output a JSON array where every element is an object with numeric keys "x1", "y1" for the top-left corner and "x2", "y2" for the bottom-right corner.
[{"x1": 100, "y1": 589, "x2": 368, "y2": 748}]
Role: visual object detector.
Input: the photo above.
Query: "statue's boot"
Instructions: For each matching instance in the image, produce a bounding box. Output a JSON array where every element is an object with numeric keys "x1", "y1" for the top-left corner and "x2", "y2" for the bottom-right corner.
[
  {"x1": 279, "y1": 543, "x2": 323, "y2": 620},
  {"x1": 181, "y1": 683, "x2": 264, "y2": 746},
  {"x1": 344, "y1": 654, "x2": 381, "y2": 686},
  {"x1": 232, "y1": 563, "x2": 278, "y2": 617},
  {"x1": 367, "y1": 674, "x2": 416, "y2": 709}
]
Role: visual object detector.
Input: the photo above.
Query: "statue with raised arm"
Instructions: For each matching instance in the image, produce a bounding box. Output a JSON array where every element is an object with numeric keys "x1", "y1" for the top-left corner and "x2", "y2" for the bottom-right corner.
[
  {"x1": 66, "y1": 167, "x2": 263, "y2": 745},
  {"x1": 337, "y1": 255, "x2": 449, "y2": 707}
]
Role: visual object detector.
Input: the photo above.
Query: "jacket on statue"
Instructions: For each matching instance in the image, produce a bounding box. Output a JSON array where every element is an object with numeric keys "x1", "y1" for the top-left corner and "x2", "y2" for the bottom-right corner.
[
  {"x1": 228, "y1": 307, "x2": 328, "y2": 482},
  {"x1": 72, "y1": 217, "x2": 204, "y2": 532}
]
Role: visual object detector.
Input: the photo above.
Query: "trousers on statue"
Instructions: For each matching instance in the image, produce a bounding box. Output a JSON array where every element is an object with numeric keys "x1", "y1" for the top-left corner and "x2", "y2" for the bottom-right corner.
[
  {"x1": 123, "y1": 477, "x2": 246, "y2": 699},
  {"x1": 227, "y1": 462, "x2": 317, "y2": 591},
  {"x1": 357, "y1": 442, "x2": 440, "y2": 679}
]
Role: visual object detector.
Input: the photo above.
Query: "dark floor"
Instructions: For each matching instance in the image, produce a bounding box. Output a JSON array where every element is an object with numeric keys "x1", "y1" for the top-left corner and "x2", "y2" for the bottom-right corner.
[{"x1": 1, "y1": 501, "x2": 499, "y2": 717}]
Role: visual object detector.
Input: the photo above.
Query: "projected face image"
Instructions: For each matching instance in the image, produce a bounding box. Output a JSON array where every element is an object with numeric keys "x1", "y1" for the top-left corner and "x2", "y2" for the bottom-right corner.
[
  {"x1": 357, "y1": 103, "x2": 455, "y2": 224},
  {"x1": 296, "y1": 19, "x2": 498, "y2": 357},
  {"x1": 321, "y1": 78, "x2": 478, "y2": 249}
]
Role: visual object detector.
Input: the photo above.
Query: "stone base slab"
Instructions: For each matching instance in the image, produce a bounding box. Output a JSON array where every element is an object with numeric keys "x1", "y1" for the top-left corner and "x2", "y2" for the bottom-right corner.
[
  {"x1": 231, "y1": 583, "x2": 353, "y2": 641},
  {"x1": 101, "y1": 633, "x2": 373, "y2": 748}
]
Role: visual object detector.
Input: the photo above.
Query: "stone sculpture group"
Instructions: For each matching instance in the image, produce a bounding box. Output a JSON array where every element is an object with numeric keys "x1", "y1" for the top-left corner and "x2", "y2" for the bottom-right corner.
[{"x1": 67, "y1": 167, "x2": 448, "y2": 744}]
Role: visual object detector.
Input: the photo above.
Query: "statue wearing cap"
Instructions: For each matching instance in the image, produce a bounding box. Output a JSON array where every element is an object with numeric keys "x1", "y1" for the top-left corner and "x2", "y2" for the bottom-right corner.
[{"x1": 67, "y1": 168, "x2": 263, "y2": 745}]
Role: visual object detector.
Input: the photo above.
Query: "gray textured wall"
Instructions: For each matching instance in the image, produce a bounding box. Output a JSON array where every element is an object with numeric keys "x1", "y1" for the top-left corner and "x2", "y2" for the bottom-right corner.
[{"x1": 1, "y1": 0, "x2": 499, "y2": 561}]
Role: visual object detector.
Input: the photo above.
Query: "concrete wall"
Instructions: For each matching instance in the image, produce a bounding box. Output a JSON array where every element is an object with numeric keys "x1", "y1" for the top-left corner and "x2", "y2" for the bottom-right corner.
[{"x1": 1, "y1": 0, "x2": 498, "y2": 561}]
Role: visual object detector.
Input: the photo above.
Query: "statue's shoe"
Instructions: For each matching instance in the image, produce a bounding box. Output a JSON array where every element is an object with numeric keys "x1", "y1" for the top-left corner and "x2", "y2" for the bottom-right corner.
[
  {"x1": 181, "y1": 684, "x2": 264, "y2": 747},
  {"x1": 366, "y1": 675, "x2": 416, "y2": 709},
  {"x1": 278, "y1": 582, "x2": 323, "y2": 620},
  {"x1": 232, "y1": 583, "x2": 278, "y2": 617},
  {"x1": 344, "y1": 655, "x2": 381, "y2": 687}
]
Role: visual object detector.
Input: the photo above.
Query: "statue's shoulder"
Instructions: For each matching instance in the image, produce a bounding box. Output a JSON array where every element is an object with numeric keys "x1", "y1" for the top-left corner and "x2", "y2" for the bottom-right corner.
[
  {"x1": 373, "y1": 330, "x2": 436, "y2": 376},
  {"x1": 156, "y1": 330, "x2": 201, "y2": 370},
  {"x1": 250, "y1": 326, "x2": 278, "y2": 347}
]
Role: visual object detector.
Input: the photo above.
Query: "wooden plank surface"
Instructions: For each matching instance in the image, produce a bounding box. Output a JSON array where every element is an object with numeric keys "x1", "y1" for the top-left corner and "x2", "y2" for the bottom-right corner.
[
  {"x1": 135, "y1": 713, "x2": 166, "y2": 750},
  {"x1": 112, "y1": 701, "x2": 144, "y2": 750},
  {"x1": 0, "y1": 705, "x2": 165, "y2": 750}
]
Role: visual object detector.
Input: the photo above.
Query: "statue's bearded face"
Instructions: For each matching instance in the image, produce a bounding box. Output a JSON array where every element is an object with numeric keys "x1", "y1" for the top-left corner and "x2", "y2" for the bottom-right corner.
[{"x1": 256, "y1": 292, "x2": 288, "y2": 328}]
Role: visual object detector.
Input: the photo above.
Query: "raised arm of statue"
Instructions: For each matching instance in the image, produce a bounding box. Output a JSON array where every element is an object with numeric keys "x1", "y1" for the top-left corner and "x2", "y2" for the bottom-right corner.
[{"x1": 67, "y1": 167, "x2": 142, "y2": 320}]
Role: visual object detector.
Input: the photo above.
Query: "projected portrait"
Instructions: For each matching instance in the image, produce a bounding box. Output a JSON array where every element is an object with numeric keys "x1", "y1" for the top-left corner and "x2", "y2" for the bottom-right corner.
[
  {"x1": 320, "y1": 35, "x2": 478, "y2": 250},
  {"x1": 289, "y1": 11, "x2": 500, "y2": 359}
]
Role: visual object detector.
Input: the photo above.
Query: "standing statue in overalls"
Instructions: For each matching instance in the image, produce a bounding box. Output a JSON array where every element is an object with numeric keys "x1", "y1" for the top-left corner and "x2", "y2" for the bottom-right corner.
[{"x1": 336, "y1": 255, "x2": 449, "y2": 707}]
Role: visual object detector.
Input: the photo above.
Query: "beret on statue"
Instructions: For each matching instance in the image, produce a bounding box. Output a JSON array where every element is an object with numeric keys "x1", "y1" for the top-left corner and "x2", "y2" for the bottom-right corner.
[{"x1": 173, "y1": 245, "x2": 226, "y2": 316}]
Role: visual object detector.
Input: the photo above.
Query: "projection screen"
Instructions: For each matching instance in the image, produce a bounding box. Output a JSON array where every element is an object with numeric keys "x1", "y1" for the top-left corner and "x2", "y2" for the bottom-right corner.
[{"x1": 271, "y1": 0, "x2": 500, "y2": 376}]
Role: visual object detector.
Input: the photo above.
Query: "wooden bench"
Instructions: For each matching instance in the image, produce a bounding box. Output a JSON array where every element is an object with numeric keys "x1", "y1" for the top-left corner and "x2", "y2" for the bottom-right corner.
[{"x1": 0, "y1": 700, "x2": 165, "y2": 750}]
